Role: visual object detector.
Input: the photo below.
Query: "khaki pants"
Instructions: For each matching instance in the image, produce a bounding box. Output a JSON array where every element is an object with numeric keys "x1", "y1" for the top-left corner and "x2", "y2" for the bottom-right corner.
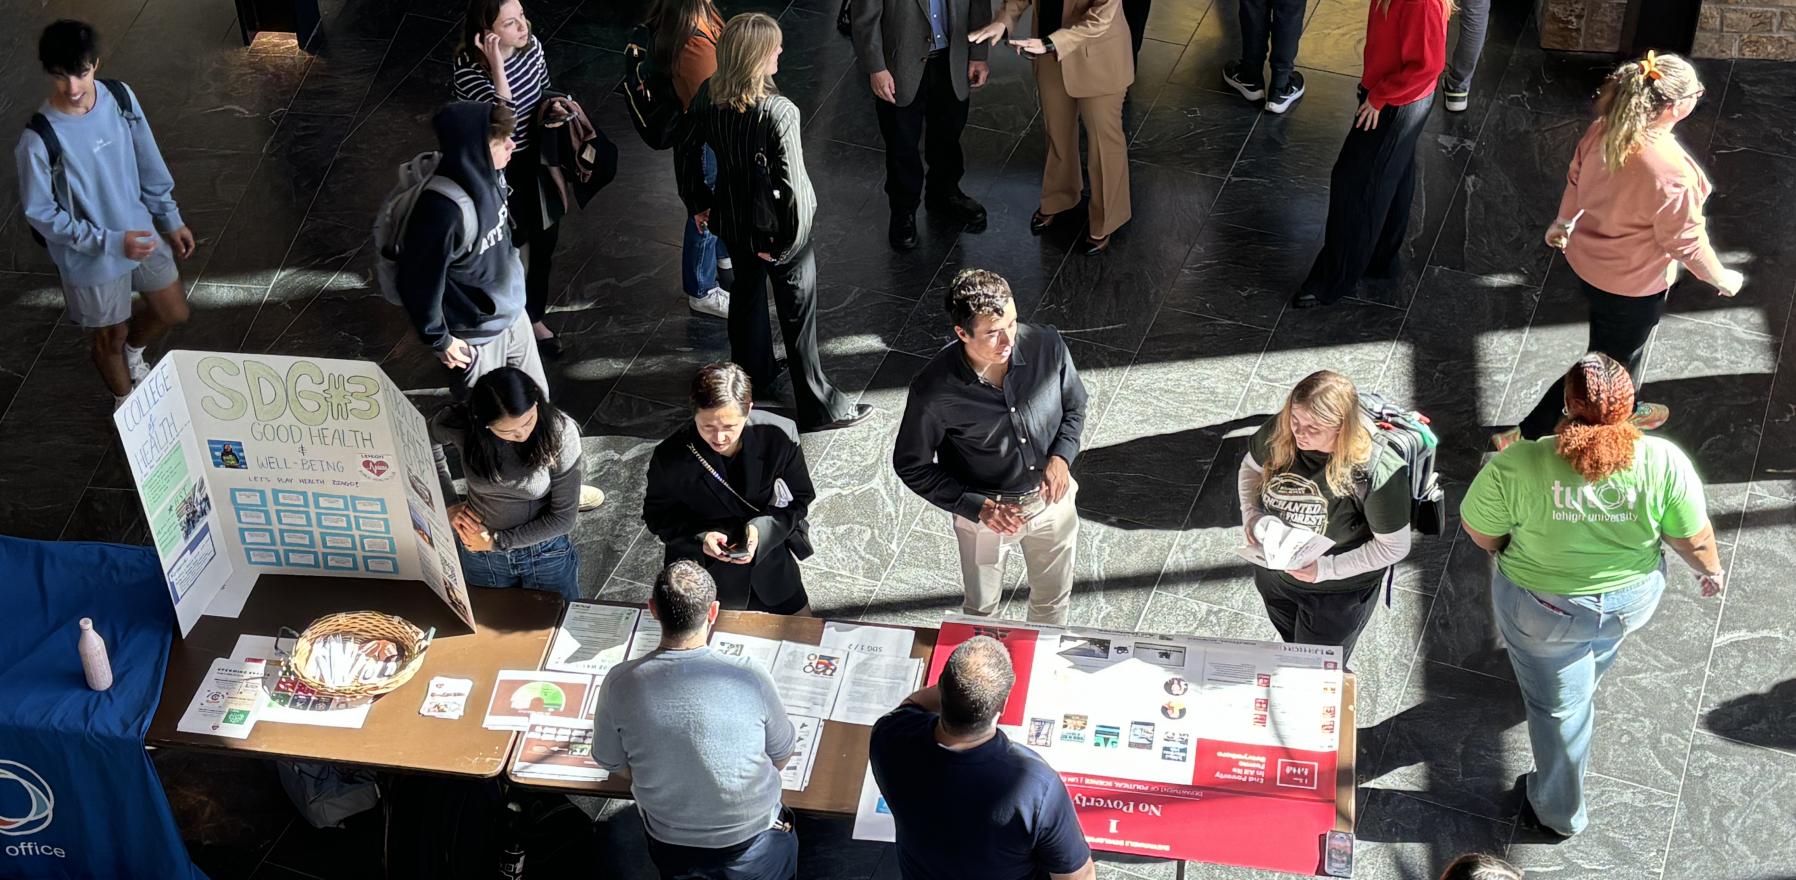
[
  {"x1": 1035, "y1": 58, "x2": 1131, "y2": 238},
  {"x1": 951, "y1": 480, "x2": 1079, "y2": 625}
]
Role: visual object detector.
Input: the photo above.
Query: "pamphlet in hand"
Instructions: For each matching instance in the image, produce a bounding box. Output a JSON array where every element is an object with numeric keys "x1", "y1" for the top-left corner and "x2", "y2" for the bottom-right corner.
[{"x1": 1235, "y1": 516, "x2": 1336, "y2": 571}]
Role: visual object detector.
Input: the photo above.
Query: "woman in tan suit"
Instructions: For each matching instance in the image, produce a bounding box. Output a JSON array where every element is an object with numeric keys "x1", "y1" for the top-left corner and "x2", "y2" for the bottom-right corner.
[{"x1": 972, "y1": 0, "x2": 1133, "y2": 255}]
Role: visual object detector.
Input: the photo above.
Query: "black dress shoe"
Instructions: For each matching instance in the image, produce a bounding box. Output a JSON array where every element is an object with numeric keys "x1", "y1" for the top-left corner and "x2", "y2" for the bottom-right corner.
[
  {"x1": 889, "y1": 212, "x2": 918, "y2": 251},
  {"x1": 926, "y1": 192, "x2": 988, "y2": 229},
  {"x1": 806, "y1": 403, "x2": 874, "y2": 432},
  {"x1": 1082, "y1": 233, "x2": 1111, "y2": 256},
  {"x1": 1291, "y1": 290, "x2": 1322, "y2": 309},
  {"x1": 536, "y1": 335, "x2": 563, "y2": 359},
  {"x1": 1512, "y1": 774, "x2": 1572, "y2": 840},
  {"x1": 1029, "y1": 209, "x2": 1058, "y2": 235}
]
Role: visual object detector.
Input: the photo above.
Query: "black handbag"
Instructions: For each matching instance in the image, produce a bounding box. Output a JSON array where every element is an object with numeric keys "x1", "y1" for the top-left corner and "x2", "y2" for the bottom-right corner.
[
  {"x1": 836, "y1": 0, "x2": 853, "y2": 35},
  {"x1": 747, "y1": 106, "x2": 787, "y2": 258}
]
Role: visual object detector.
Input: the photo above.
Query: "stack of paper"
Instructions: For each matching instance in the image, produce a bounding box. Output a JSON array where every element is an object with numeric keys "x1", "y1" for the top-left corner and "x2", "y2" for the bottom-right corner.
[
  {"x1": 512, "y1": 712, "x2": 610, "y2": 783},
  {"x1": 545, "y1": 603, "x2": 642, "y2": 678},
  {"x1": 779, "y1": 714, "x2": 823, "y2": 792}
]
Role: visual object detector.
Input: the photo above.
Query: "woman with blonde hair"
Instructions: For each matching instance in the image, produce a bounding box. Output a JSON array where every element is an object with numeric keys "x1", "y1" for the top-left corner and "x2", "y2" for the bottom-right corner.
[
  {"x1": 1293, "y1": 0, "x2": 1452, "y2": 308},
  {"x1": 1237, "y1": 370, "x2": 1413, "y2": 662},
  {"x1": 1497, "y1": 52, "x2": 1744, "y2": 449},
  {"x1": 1463, "y1": 353, "x2": 1721, "y2": 837},
  {"x1": 675, "y1": 13, "x2": 871, "y2": 432}
]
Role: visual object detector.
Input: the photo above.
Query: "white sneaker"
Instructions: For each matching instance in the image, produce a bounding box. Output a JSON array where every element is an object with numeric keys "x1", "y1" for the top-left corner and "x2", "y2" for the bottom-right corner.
[
  {"x1": 689, "y1": 287, "x2": 731, "y2": 319},
  {"x1": 716, "y1": 257, "x2": 733, "y2": 271},
  {"x1": 1444, "y1": 89, "x2": 1469, "y2": 113},
  {"x1": 125, "y1": 345, "x2": 150, "y2": 383}
]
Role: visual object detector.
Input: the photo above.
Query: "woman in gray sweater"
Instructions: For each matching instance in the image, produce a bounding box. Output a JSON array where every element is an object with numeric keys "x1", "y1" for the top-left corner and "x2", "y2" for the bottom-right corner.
[{"x1": 432, "y1": 366, "x2": 584, "y2": 601}]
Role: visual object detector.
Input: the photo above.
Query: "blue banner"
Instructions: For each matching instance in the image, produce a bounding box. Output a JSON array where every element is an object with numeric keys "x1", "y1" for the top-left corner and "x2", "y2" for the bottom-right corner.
[{"x1": 0, "y1": 537, "x2": 207, "y2": 879}]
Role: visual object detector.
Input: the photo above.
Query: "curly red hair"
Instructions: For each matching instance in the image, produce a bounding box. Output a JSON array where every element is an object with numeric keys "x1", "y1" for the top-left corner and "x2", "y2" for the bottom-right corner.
[{"x1": 1556, "y1": 353, "x2": 1641, "y2": 481}]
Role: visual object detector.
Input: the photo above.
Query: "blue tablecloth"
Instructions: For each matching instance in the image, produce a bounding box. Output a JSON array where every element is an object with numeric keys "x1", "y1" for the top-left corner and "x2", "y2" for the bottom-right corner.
[{"x1": 0, "y1": 537, "x2": 207, "y2": 879}]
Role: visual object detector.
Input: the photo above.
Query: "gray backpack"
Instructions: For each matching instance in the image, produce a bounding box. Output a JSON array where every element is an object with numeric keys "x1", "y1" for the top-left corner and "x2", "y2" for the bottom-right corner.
[{"x1": 372, "y1": 151, "x2": 479, "y2": 305}]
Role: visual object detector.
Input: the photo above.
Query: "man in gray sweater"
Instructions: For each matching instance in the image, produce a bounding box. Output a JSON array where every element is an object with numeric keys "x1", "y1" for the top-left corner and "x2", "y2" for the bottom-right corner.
[
  {"x1": 16, "y1": 20, "x2": 195, "y2": 407},
  {"x1": 592, "y1": 560, "x2": 798, "y2": 879}
]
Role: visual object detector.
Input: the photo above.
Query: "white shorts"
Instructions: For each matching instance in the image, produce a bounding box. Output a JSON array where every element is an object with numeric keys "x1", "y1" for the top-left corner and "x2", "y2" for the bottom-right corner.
[{"x1": 61, "y1": 244, "x2": 181, "y2": 328}]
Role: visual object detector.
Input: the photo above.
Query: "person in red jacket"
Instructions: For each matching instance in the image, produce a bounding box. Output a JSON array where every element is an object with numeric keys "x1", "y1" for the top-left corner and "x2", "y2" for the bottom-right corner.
[{"x1": 1292, "y1": 0, "x2": 1450, "y2": 309}]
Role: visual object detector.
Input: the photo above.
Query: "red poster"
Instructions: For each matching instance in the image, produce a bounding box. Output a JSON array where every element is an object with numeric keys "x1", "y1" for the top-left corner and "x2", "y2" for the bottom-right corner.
[
  {"x1": 1191, "y1": 739, "x2": 1338, "y2": 801},
  {"x1": 927, "y1": 621, "x2": 1039, "y2": 727},
  {"x1": 1063, "y1": 774, "x2": 1339, "y2": 874}
]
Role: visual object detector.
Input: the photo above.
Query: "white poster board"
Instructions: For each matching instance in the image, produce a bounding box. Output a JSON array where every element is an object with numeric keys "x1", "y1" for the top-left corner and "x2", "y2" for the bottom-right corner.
[{"x1": 114, "y1": 350, "x2": 475, "y2": 635}]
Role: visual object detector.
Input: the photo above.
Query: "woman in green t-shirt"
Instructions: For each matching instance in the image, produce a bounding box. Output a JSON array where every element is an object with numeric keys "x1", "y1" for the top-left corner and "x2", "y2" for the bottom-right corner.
[
  {"x1": 1237, "y1": 371, "x2": 1412, "y2": 663},
  {"x1": 1461, "y1": 353, "x2": 1723, "y2": 838}
]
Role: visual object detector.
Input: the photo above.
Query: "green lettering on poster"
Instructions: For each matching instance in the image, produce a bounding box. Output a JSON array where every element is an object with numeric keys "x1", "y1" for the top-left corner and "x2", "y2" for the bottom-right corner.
[{"x1": 141, "y1": 448, "x2": 189, "y2": 555}]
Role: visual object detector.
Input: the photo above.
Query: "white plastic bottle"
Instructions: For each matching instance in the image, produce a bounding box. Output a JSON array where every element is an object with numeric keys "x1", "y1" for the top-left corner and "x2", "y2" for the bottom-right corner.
[{"x1": 78, "y1": 618, "x2": 113, "y2": 691}]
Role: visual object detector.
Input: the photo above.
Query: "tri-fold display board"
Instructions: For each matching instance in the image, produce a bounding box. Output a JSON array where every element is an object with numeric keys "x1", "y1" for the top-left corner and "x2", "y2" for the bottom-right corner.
[{"x1": 113, "y1": 351, "x2": 475, "y2": 636}]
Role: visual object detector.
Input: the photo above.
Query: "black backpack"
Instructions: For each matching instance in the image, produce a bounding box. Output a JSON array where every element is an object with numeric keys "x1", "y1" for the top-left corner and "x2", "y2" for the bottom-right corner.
[
  {"x1": 1356, "y1": 391, "x2": 1446, "y2": 536},
  {"x1": 618, "y1": 24, "x2": 708, "y2": 151},
  {"x1": 24, "y1": 78, "x2": 138, "y2": 248}
]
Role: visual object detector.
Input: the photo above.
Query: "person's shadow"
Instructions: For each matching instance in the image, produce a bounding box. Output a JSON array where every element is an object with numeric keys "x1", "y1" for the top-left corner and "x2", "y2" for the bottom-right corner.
[
  {"x1": 1702, "y1": 678, "x2": 1796, "y2": 752},
  {"x1": 1072, "y1": 415, "x2": 1267, "y2": 531}
]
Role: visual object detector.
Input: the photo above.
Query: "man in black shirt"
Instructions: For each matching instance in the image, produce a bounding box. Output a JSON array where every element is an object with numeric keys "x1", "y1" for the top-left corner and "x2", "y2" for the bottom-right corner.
[
  {"x1": 869, "y1": 636, "x2": 1095, "y2": 880},
  {"x1": 893, "y1": 268, "x2": 1088, "y2": 624}
]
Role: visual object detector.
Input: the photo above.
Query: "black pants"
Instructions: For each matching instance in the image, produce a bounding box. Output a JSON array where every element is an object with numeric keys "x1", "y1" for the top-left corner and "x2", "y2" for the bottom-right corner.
[
  {"x1": 1518, "y1": 281, "x2": 1667, "y2": 439},
  {"x1": 874, "y1": 52, "x2": 969, "y2": 213},
  {"x1": 1237, "y1": 0, "x2": 1305, "y2": 91},
  {"x1": 1300, "y1": 89, "x2": 1433, "y2": 305},
  {"x1": 1124, "y1": 0, "x2": 1151, "y2": 61},
  {"x1": 1253, "y1": 568, "x2": 1383, "y2": 664},
  {"x1": 505, "y1": 148, "x2": 559, "y2": 324},
  {"x1": 721, "y1": 241, "x2": 852, "y2": 428},
  {"x1": 691, "y1": 548, "x2": 810, "y2": 615}
]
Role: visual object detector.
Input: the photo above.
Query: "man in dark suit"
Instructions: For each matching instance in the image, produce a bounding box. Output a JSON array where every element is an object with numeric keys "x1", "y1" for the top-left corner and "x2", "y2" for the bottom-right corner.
[{"x1": 850, "y1": 0, "x2": 992, "y2": 251}]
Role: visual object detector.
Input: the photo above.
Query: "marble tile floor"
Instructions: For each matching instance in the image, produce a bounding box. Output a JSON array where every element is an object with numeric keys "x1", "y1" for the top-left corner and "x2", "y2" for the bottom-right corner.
[{"x1": 4, "y1": 0, "x2": 1794, "y2": 878}]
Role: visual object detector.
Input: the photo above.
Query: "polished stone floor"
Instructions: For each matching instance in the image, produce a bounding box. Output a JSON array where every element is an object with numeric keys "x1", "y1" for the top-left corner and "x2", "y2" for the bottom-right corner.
[{"x1": 2, "y1": 0, "x2": 1793, "y2": 877}]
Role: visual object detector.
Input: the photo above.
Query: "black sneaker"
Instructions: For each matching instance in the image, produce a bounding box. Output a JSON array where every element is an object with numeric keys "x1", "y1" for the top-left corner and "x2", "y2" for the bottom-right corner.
[
  {"x1": 1223, "y1": 62, "x2": 1265, "y2": 102},
  {"x1": 1264, "y1": 72, "x2": 1305, "y2": 114}
]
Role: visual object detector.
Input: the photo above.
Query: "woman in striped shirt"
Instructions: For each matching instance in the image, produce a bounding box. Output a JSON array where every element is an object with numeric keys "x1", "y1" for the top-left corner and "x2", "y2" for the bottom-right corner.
[{"x1": 453, "y1": 0, "x2": 565, "y2": 358}]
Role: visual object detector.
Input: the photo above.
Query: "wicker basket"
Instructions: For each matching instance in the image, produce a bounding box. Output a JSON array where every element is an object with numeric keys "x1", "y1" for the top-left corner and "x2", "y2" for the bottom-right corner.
[{"x1": 285, "y1": 611, "x2": 430, "y2": 699}]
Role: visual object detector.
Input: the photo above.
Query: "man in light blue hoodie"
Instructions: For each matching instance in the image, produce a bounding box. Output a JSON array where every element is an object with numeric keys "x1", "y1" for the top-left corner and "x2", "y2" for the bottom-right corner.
[{"x1": 15, "y1": 20, "x2": 195, "y2": 406}]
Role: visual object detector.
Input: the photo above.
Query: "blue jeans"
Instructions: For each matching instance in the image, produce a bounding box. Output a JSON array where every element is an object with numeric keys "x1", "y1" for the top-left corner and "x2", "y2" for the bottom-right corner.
[
  {"x1": 456, "y1": 533, "x2": 581, "y2": 603},
  {"x1": 1491, "y1": 564, "x2": 1665, "y2": 835},
  {"x1": 681, "y1": 145, "x2": 730, "y2": 296},
  {"x1": 644, "y1": 821, "x2": 797, "y2": 880}
]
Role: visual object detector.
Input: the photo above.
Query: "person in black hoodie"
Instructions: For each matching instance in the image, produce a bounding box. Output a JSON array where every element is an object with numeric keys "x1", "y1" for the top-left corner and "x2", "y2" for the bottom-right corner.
[{"x1": 398, "y1": 100, "x2": 547, "y2": 401}]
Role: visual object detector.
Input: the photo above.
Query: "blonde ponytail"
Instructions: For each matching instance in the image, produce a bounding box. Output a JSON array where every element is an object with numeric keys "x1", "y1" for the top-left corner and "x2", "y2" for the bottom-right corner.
[{"x1": 1594, "y1": 52, "x2": 1700, "y2": 171}]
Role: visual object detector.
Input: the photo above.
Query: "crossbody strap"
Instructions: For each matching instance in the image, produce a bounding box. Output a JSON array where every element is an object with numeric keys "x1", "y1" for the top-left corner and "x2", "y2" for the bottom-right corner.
[{"x1": 687, "y1": 443, "x2": 760, "y2": 513}]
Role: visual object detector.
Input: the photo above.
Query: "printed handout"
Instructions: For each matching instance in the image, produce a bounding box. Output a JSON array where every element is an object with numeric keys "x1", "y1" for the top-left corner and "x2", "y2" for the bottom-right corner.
[
  {"x1": 819, "y1": 621, "x2": 915, "y2": 658},
  {"x1": 482, "y1": 669, "x2": 595, "y2": 731},
  {"x1": 779, "y1": 714, "x2": 823, "y2": 792},
  {"x1": 829, "y1": 654, "x2": 922, "y2": 726},
  {"x1": 176, "y1": 657, "x2": 266, "y2": 739},
  {"x1": 511, "y1": 713, "x2": 610, "y2": 783},
  {"x1": 770, "y1": 641, "x2": 848, "y2": 718},
  {"x1": 710, "y1": 631, "x2": 782, "y2": 676},
  {"x1": 545, "y1": 603, "x2": 641, "y2": 677}
]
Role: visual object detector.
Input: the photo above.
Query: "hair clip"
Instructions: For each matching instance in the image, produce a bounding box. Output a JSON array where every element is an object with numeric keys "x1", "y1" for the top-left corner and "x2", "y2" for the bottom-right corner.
[{"x1": 1638, "y1": 50, "x2": 1662, "y2": 81}]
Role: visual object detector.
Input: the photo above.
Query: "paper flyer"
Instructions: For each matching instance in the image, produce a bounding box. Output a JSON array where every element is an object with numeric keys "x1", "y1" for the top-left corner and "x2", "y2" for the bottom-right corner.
[
  {"x1": 625, "y1": 614, "x2": 664, "y2": 660},
  {"x1": 419, "y1": 676, "x2": 473, "y2": 720},
  {"x1": 482, "y1": 669, "x2": 595, "y2": 731},
  {"x1": 819, "y1": 621, "x2": 915, "y2": 658},
  {"x1": 829, "y1": 654, "x2": 922, "y2": 726},
  {"x1": 230, "y1": 634, "x2": 372, "y2": 728},
  {"x1": 770, "y1": 640, "x2": 847, "y2": 718},
  {"x1": 1238, "y1": 516, "x2": 1337, "y2": 571},
  {"x1": 779, "y1": 714, "x2": 823, "y2": 792},
  {"x1": 176, "y1": 658, "x2": 266, "y2": 739},
  {"x1": 545, "y1": 602, "x2": 641, "y2": 678},
  {"x1": 511, "y1": 713, "x2": 609, "y2": 783},
  {"x1": 710, "y1": 631, "x2": 782, "y2": 676},
  {"x1": 850, "y1": 764, "x2": 897, "y2": 843}
]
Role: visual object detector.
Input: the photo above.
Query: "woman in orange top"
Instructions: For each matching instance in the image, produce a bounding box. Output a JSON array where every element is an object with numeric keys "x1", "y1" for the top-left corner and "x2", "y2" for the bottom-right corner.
[
  {"x1": 647, "y1": 0, "x2": 733, "y2": 320},
  {"x1": 1497, "y1": 53, "x2": 1745, "y2": 448}
]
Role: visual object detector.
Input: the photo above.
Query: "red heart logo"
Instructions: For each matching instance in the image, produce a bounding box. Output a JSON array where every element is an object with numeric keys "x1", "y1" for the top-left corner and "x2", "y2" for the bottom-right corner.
[{"x1": 363, "y1": 460, "x2": 389, "y2": 477}]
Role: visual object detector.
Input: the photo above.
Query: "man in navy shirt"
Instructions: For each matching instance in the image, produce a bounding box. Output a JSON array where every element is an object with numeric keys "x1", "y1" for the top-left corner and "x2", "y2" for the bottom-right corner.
[{"x1": 869, "y1": 636, "x2": 1094, "y2": 880}]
